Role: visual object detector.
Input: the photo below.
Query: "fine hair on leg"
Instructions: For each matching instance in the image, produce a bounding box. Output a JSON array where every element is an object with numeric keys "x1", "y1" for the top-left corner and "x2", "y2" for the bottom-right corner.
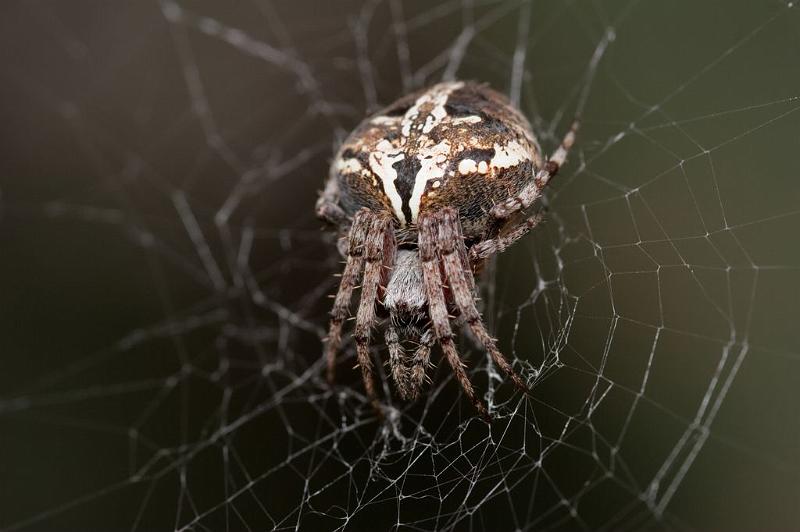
[
  {"x1": 324, "y1": 210, "x2": 372, "y2": 383},
  {"x1": 353, "y1": 212, "x2": 396, "y2": 413},
  {"x1": 419, "y1": 212, "x2": 490, "y2": 421},
  {"x1": 437, "y1": 208, "x2": 532, "y2": 396},
  {"x1": 470, "y1": 212, "x2": 544, "y2": 262},
  {"x1": 405, "y1": 328, "x2": 434, "y2": 401},
  {"x1": 385, "y1": 324, "x2": 407, "y2": 398}
]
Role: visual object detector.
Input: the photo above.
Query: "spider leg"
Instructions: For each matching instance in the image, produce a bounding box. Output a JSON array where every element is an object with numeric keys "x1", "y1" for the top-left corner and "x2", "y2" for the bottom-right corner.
[
  {"x1": 385, "y1": 324, "x2": 407, "y2": 398},
  {"x1": 438, "y1": 209, "x2": 533, "y2": 396},
  {"x1": 316, "y1": 176, "x2": 348, "y2": 226},
  {"x1": 469, "y1": 212, "x2": 544, "y2": 262},
  {"x1": 405, "y1": 328, "x2": 435, "y2": 401},
  {"x1": 419, "y1": 213, "x2": 490, "y2": 421},
  {"x1": 353, "y1": 212, "x2": 396, "y2": 413},
  {"x1": 324, "y1": 209, "x2": 372, "y2": 383},
  {"x1": 491, "y1": 120, "x2": 579, "y2": 220}
]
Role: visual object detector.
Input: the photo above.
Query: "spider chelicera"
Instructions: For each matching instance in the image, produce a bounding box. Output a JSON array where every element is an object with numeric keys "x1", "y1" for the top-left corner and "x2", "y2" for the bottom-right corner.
[{"x1": 317, "y1": 81, "x2": 577, "y2": 420}]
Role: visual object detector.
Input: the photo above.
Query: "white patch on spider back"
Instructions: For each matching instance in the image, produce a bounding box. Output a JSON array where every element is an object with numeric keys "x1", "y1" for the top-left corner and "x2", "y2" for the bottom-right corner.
[
  {"x1": 458, "y1": 159, "x2": 477, "y2": 175},
  {"x1": 457, "y1": 157, "x2": 489, "y2": 176},
  {"x1": 369, "y1": 139, "x2": 407, "y2": 223},
  {"x1": 452, "y1": 115, "x2": 482, "y2": 126},
  {"x1": 491, "y1": 140, "x2": 531, "y2": 170},
  {"x1": 334, "y1": 158, "x2": 362, "y2": 174},
  {"x1": 409, "y1": 140, "x2": 451, "y2": 222},
  {"x1": 371, "y1": 115, "x2": 401, "y2": 126},
  {"x1": 422, "y1": 104, "x2": 447, "y2": 134},
  {"x1": 401, "y1": 82, "x2": 463, "y2": 137}
]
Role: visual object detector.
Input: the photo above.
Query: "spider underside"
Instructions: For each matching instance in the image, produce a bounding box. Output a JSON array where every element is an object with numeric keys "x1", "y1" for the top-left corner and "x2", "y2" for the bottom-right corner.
[{"x1": 317, "y1": 81, "x2": 576, "y2": 420}]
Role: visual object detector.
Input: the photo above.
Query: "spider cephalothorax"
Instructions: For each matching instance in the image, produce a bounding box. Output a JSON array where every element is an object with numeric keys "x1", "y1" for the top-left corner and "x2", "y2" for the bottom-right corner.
[{"x1": 317, "y1": 81, "x2": 576, "y2": 419}]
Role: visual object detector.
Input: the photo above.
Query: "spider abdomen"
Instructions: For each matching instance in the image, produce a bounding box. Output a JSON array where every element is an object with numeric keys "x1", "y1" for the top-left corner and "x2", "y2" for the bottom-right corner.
[{"x1": 332, "y1": 81, "x2": 543, "y2": 238}]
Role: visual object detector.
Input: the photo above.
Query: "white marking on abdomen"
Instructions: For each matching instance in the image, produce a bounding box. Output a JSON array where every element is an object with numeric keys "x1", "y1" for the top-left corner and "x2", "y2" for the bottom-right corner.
[
  {"x1": 369, "y1": 139, "x2": 406, "y2": 223},
  {"x1": 491, "y1": 140, "x2": 531, "y2": 169},
  {"x1": 401, "y1": 81, "x2": 464, "y2": 137},
  {"x1": 458, "y1": 159, "x2": 477, "y2": 175},
  {"x1": 371, "y1": 115, "x2": 401, "y2": 126},
  {"x1": 452, "y1": 115, "x2": 481, "y2": 125},
  {"x1": 409, "y1": 140, "x2": 451, "y2": 222},
  {"x1": 334, "y1": 158, "x2": 363, "y2": 174}
]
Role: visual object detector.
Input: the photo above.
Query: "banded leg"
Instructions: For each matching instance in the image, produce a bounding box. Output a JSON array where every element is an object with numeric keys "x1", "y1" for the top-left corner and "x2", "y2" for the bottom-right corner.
[
  {"x1": 491, "y1": 120, "x2": 579, "y2": 219},
  {"x1": 419, "y1": 214, "x2": 490, "y2": 421},
  {"x1": 385, "y1": 325, "x2": 406, "y2": 398},
  {"x1": 353, "y1": 213, "x2": 396, "y2": 412},
  {"x1": 405, "y1": 328, "x2": 435, "y2": 401},
  {"x1": 324, "y1": 210, "x2": 372, "y2": 382},
  {"x1": 437, "y1": 208, "x2": 532, "y2": 396},
  {"x1": 469, "y1": 212, "x2": 544, "y2": 262}
]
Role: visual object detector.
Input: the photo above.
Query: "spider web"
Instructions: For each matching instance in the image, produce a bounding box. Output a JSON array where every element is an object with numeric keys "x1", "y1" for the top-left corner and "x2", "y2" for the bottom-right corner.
[{"x1": 1, "y1": 0, "x2": 799, "y2": 530}]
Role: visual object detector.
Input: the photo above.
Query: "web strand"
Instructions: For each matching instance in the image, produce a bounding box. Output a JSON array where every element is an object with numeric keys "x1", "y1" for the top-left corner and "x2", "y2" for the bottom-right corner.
[{"x1": 1, "y1": 1, "x2": 799, "y2": 530}]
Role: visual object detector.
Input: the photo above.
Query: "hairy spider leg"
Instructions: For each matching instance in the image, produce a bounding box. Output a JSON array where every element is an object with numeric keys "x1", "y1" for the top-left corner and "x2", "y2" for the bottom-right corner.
[
  {"x1": 469, "y1": 212, "x2": 544, "y2": 262},
  {"x1": 387, "y1": 324, "x2": 435, "y2": 401},
  {"x1": 353, "y1": 212, "x2": 396, "y2": 413},
  {"x1": 419, "y1": 213, "x2": 491, "y2": 421},
  {"x1": 405, "y1": 328, "x2": 435, "y2": 401},
  {"x1": 324, "y1": 210, "x2": 371, "y2": 383},
  {"x1": 437, "y1": 208, "x2": 533, "y2": 396},
  {"x1": 384, "y1": 324, "x2": 406, "y2": 397}
]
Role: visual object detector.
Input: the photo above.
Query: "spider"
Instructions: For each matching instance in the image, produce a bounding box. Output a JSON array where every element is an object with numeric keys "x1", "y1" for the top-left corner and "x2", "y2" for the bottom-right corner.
[{"x1": 317, "y1": 81, "x2": 577, "y2": 420}]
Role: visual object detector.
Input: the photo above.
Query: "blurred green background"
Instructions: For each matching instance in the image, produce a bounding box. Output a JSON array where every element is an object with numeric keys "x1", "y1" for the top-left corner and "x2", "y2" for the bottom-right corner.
[{"x1": 1, "y1": 1, "x2": 799, "y2": 530}]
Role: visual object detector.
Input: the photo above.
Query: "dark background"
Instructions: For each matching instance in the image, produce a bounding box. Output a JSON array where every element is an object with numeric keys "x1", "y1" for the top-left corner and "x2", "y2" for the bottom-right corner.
[{"x1": 1, "y1": 1, "x2": 799, "y2": 531}]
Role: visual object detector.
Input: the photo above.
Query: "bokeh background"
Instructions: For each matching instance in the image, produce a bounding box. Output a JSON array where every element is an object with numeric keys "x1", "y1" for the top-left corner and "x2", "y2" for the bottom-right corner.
[{"x1": 1, "y1": 1, "x2": 799, "y2": 530}]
